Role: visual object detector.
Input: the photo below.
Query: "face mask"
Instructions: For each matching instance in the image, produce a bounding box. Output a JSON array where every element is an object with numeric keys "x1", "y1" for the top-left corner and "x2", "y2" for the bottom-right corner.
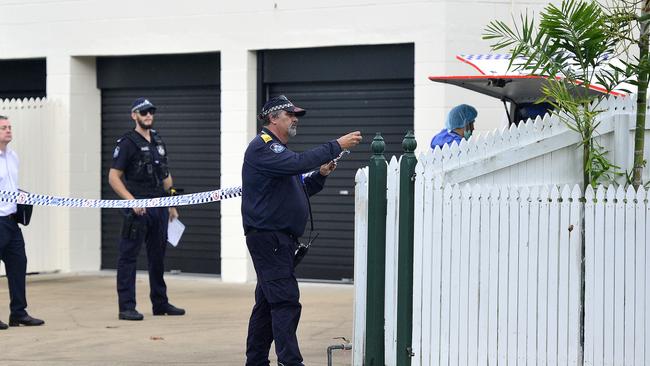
[{"x1": 464, "y1": 130, "x2": 472, "y2": 139}]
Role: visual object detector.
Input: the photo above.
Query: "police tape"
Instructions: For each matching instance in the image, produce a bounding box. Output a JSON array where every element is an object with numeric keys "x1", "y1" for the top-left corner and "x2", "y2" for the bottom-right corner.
[{"x1": 0, "y1": 186, "x2": 242, "y2": 208}]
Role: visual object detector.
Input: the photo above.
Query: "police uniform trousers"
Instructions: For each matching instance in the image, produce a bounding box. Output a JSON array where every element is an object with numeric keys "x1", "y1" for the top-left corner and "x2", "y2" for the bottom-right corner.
[
  {"x1": 0, "y1": 215, "x2": 28, "y2": 317},
  {"x1": 245, "y1": 231, "x2": 304, "y2": 366},
  {"x1": 116, "y1": 207, "x2": 169, "y2": 312}
]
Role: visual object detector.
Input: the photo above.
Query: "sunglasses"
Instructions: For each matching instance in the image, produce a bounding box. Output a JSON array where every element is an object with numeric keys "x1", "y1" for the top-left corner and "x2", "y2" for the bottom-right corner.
[{"x1": 137, "y1": 109, "x2": 155, "y2": 116}]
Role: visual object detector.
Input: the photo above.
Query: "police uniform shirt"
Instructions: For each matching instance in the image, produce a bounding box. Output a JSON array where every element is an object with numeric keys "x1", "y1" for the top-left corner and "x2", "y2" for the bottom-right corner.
[
  {"x1": 0, "y1": 147, "x2": 18, "y2": 216},
  {"x1": 241, "y1": 128, "x2": 342, "y2": 238},
  {"x1": 112, "y1": 130, "x2": 169, "y2": 198}
]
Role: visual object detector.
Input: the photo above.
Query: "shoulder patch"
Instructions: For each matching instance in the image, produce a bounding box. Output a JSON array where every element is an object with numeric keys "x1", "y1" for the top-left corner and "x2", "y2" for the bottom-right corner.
[
  {"x1": 260, "y1": 134, "x2": 272, "y2": 143},
  {"x1": 113, "y1": 146, "x2": 120, "y2": 159},
  {"x1": 270, "y1": 143, "x2": 286, "y2": 154}
]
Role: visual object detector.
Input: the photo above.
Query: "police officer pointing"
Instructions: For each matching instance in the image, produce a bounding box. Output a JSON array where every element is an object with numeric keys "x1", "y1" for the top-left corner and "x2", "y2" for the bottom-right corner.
[
  {"x1": 108, "y1": 98, "x2": 185, "y2": 321},
  {"x1": 241, "y1": 95, "x2": 362, "y2": 366}
]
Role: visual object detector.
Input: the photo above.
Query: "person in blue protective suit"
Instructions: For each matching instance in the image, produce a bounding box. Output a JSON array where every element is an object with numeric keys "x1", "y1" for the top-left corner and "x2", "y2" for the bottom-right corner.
[
  {"x1": 108, "y1": 98, "x2": 185, "y2": 321},
  {"x1": 241, "y1": 95, "x2": 362, "y2": 366},
  {"x1": 430, "y1": 104, "x2": 478, "y2": 149}
]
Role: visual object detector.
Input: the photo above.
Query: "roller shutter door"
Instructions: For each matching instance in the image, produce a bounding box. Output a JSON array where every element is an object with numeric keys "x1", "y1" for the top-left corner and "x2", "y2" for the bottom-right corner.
[
  {"x1": 98, "y1": 53, "x2": 221, "y2": 274},
  {"x1": 261, "y1": 44, "x2": 414, "y2": 281}
]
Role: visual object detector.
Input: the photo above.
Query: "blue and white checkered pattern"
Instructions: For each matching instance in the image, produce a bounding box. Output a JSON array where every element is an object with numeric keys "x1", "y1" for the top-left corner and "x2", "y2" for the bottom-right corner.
[
  {"x1": 0, "y1": 186, "x2": 242, "y2": 208},
  {"x1": 459, "y1": 54, "x2": 513, "y2": 60}
]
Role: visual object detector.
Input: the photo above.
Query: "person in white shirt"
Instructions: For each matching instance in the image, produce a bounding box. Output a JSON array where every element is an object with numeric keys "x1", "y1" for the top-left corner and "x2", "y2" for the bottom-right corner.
[{"x1": 0, "y1": 115, "x2": 44, "y2": 329}]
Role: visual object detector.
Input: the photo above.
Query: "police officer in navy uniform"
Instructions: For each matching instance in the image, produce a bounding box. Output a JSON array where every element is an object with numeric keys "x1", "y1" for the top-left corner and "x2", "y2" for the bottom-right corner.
[
  {"x1": 241, "y1": 95, "x2": 362, "y2": 365},
  {"x1": 108, "y1": 98, "x2": 185, "y2": 321}
]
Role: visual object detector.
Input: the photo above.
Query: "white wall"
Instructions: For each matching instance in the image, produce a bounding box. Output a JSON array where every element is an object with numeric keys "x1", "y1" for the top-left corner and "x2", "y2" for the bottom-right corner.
[{"x1": 0, "y1": 0, "x2": 551, "y2": 281}]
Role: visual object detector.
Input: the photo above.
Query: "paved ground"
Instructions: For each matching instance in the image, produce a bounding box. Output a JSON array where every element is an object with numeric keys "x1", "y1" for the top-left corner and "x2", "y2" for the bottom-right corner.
[{"x1": 0, "y1": 272, "x2": 354, "y2": 365}]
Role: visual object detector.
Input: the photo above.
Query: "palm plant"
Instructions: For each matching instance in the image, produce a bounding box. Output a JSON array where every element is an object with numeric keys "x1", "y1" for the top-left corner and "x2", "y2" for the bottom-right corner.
[{"x1": 483, "y1": 0, "x2": 644, "y2": 188}]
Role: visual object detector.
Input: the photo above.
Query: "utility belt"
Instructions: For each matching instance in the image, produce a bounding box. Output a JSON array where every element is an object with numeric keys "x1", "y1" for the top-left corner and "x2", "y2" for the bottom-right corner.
[
  {"x1": 245, "y1": 228, "x2": 297, "y2": 241},
  {"x1": 245, "y1": 228, "x2": 317, "y2": 268},
  {"x1": 119, "y1": 186, "x2": 182, "y2": 240},
  {"x1": 126, "y1": 182, "x2": 166, "y2": 200}
]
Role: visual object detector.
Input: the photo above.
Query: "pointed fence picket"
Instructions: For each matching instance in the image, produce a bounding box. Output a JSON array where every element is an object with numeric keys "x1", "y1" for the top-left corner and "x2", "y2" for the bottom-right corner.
[
  {"x1": 411, "y1": 157, "x2": 427, "y2": 366},
  {"x1": 352, "y1": 167, "x2": 368, "y2": 366},
  {"x1": 604, "y1": 186, "x2": 617, "y2": 366},
  {"x1": 497, "y1": 186, "x2": 510, "y2": 366},
  {"x1": 624, "y1": 186, "x2": 636, "y2": 366},
  {"x1": 634, "y1": 187, "x2": 646, "y2": 366},
  {"x1": 384, "y1": 156, "x2": 400, "y2": 366},
  {"x1": 614, "y1": 187, "x2": 626, "y2": 365},
  {"x1": 538, "y1": 185, "x2": 551, "y2": 366}
]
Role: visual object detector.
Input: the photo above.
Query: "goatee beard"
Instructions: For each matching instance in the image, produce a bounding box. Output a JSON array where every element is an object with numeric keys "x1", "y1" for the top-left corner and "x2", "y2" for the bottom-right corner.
[
  {"x1": 137, "y1": 120, "x2": 153, "y2": 130},
  {"x1": 288, "y1": 125, "x2": 297, "y2": 137}
]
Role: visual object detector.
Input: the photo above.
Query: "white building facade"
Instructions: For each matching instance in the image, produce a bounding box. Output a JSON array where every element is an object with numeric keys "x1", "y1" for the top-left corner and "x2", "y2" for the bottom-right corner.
[{"x1": 0, "y1": 0, "x2": 550, "y2": 282}]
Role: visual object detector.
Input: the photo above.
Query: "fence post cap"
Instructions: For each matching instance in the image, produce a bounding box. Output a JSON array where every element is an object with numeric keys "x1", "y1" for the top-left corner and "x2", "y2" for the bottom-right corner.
[
  {"x1": 402, "y1": 130, "x2": 417, "y2": 153},
  {"x1": 371, "y1": 133, "x2": 385, "y2": 155}
]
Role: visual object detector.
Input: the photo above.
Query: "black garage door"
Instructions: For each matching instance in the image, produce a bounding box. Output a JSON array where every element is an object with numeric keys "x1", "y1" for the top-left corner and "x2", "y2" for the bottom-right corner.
[
  {"x1": 98, "y1": 53, "x2": 221, "y2": 274},
  {"x1": 260, "y1": 44, "x2": 414, "y2": 281}
]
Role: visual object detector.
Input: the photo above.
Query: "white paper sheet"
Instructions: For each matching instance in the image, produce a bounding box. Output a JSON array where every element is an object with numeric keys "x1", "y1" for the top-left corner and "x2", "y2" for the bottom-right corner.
[{"x1": 167, "y1": 218, "x2": 185, "y2": 247}]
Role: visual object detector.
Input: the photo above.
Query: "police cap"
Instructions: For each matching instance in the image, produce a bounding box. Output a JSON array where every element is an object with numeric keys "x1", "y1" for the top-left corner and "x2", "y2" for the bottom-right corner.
[
  {"x1": 258, "y1": 95, "x2": 306, "y2": 120},
  {"x1": 131, "y1": 97, "x2": 157, "y2": 113}
]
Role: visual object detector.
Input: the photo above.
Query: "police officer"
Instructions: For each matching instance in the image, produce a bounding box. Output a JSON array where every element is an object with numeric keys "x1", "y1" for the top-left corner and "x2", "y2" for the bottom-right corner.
[
  {"x1": 108, "y1": 98, "x2": 185, "y2": 321},
  {"x1": 241, "y1": 95, "x2": 362, "y2": 365}
]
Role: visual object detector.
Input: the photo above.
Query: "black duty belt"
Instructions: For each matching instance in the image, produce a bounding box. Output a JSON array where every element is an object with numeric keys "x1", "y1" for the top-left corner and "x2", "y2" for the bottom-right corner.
[{"x1": 246, "y1": 228, "x2": 296, "y2": 240}]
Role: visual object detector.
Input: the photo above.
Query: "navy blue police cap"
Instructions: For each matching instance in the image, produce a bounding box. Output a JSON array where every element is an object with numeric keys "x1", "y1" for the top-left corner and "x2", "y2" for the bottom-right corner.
[
  {"x1": 131, "y1": 97, "x2": 157, "y2": 113},
  {"x1": 258, "y1": 95, "x2": 306, "y2": 119}
]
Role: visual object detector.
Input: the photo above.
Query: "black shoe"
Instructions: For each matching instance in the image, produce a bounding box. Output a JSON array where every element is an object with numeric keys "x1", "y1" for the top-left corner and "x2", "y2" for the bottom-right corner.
[
  {"x1": 9, "y1": 314, "x2": 45, "y2": 327},
  {"x1": 0, "y1": 320, "x2": 7, "y2": 330},
  {"x1": 118, "y1": 309, "x2": 144, "y2": 321},
  {"x1": 153, "y1": 303, "x2": 185, "y2": 316}
]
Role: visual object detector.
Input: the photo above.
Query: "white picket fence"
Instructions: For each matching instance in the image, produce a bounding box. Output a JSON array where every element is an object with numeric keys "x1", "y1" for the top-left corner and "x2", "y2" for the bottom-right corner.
[
  {"x1": 0, "y1": 98, "x2": 61, "y2": 275},
  {"x1": 410, "y1": 180, "x2": 585, "y2": 366},
  {"x1": 354, "y1": 171, "x2": 650, "y2": 365},
  {"x1": 353, "y1": 94, "x2": 650, "y2": 365}
]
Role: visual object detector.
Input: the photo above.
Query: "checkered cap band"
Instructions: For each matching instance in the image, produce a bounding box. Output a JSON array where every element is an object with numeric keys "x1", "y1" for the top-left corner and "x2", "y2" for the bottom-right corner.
[
  {"x1": 261, "y1": 102, "x2": 294, "y2": 117},
  {"x1": 131, "y1": 98, "x2": 156, "y2": 113},
  {"x1": 259, "y1": 95, "x2": 304, "y2": 118}
]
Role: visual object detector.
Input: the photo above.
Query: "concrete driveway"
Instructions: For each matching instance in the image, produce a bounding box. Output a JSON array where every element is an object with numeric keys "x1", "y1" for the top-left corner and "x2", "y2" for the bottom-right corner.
[{"x1": 0, "y1": 272, "x2": 354, "y2": 365}]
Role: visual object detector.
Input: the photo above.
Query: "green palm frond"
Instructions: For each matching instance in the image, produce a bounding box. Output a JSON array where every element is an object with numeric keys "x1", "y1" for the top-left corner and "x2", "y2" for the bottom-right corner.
[{"x1": 483, "y1": 0, "x2": 643, "y2": 186}]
